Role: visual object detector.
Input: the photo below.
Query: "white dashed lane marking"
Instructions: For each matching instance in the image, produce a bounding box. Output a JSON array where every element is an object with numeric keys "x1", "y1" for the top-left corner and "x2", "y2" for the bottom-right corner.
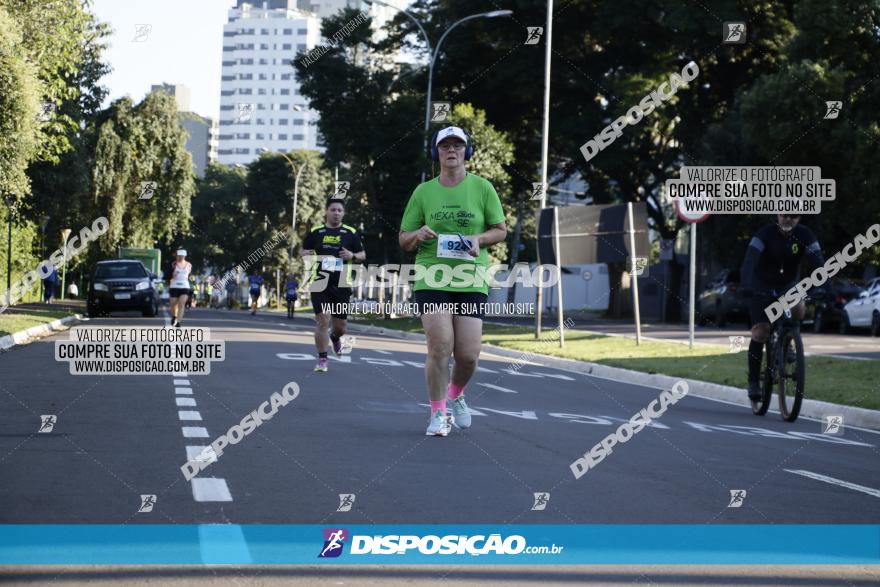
[
  {"x1": 176, "y1": 397, "x2": 197, "y2": 407},
  {"x1": 182, "y1": 427, "x2": 209, "y2": 438},
  {"x1": 191, "y1": 478, "x2": 233, "y2": 502},
  {"x1": 178, "y1": 410, "x2": 202, "y2": 421},
  {"x1": 174, "y1": 379, "x2": 191, "y2": 386},
  {"x1": 785, "y1": 469, "x2": 880, "y2": 499},
  {"x1": 186, "y1": 445, "x2": 217, "y2": 464},
  {"x1": 175, "y1": 387, "x2": 193, "y2": 395},
  {"x1": 478, "y1": 383, "x2": 518, "y2": 394}
]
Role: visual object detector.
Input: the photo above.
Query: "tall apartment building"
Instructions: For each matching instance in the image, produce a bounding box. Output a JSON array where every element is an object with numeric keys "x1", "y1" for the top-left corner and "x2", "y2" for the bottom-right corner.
[
  {"x1": 217, "y1": 1, "x2": 323, "y2": 165},
  {"x1": 151, "y1": 83, "x2": 192, "y2": 112},
  {"x1": 180, "y1": 113, "x2": 219, "y2": 177}
]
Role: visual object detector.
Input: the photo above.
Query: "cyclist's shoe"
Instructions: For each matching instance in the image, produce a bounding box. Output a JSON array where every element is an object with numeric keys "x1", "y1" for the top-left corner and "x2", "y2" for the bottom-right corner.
[
  {"x1": 314, "y1": 358, "x2": 328, "y2": 373},
  {"x1": 330, "y1": 333, "x2": 342, "y2": 356},
  {"x1": 425, "y1": 411, "x2": 451, "y2": 437},
  {"x1": 747, "y1": 380, "x2": 763, "y2": 401},
  {"x1": 449, "y1": 396, "x2": 471, "y2": 429},
  {"x1": 175, "y1": 320, "x2": 182, "y2": 329}
]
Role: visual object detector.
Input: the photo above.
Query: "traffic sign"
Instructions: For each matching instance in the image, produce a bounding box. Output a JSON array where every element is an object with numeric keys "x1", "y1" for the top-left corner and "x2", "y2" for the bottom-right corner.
[{"x1": 674, "y1": 199, "x2": 710, "y2": 223}]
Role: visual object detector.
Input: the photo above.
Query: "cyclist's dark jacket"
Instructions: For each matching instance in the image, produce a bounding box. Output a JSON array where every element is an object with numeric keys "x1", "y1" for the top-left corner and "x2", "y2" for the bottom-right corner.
[{"x1": 740, "y1": 224, "x2": 824, "y2": 291}]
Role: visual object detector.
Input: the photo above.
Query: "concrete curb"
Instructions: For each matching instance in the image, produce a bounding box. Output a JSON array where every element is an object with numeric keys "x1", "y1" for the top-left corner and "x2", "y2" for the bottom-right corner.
[
  {"x1": 0, "y1": 314, "x2": 84, "y2": 352},
  {"x1": 347, "y1": 322, "x2": 880, "y2": 431}
]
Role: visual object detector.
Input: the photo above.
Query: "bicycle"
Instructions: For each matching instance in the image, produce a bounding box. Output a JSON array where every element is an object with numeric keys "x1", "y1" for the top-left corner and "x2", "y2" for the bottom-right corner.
[{"x1": 751, "y1": 291, "x2": 806, "y2": 422}]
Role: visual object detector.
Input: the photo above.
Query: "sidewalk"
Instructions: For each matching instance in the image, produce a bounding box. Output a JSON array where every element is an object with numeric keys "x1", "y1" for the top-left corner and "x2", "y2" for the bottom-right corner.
[{"x1": 489, "y1": 314, "x2": 879, "y2": 361}]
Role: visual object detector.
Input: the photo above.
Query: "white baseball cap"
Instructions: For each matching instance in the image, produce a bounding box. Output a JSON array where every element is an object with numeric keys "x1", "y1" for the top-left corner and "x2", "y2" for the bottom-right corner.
[
  {"x1": 435, "y1": 126, "x2": 468, "y2": 146},
  {"x1": 176, "y1": 249, "x2": 187, "y2": 257}
]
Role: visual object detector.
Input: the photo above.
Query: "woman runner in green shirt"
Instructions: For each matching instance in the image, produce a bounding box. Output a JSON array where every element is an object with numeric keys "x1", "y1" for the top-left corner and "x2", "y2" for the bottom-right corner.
[{"x1": 399, "y1": 126, "x2": 507, "y2": 437}]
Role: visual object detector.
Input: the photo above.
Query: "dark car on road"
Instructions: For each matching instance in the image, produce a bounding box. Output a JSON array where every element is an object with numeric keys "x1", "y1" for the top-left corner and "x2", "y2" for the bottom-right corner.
[
  {"x1": 698, "y1": 269, "x2": 747, "y2": 327},
  {"x1": 804, "y1": 278, "x2": 865, "y2": 333},
  {"x1": 87, "y1": 260, "x2": 158, "y2": 318}
]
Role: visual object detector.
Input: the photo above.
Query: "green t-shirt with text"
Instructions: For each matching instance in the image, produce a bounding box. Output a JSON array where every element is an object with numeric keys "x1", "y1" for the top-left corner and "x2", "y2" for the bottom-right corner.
[{"x1": 399, "y1": 173, "x2": 505, "y2": 294}]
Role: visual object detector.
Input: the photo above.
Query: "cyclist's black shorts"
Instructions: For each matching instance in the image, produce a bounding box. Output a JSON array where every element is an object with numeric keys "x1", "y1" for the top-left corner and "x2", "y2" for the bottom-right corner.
[
  {"x1": 748, "y1": 282, "x2": 802, "y2": 326},
  {"x1": 311, "y1": 286, "x2": 352, "y2": 319},
  {"x1": 413, "y1": 290, "x2": 489, "y2": 320}
]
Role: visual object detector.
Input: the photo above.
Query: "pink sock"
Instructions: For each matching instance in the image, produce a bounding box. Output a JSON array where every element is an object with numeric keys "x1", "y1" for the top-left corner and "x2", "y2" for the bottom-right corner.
[
  {"x1": 447, "y1": 383, "x2": 464, "y2": 400},
  {"x1": 430, "y1": 400, "x2": 446, "y2": 415}
]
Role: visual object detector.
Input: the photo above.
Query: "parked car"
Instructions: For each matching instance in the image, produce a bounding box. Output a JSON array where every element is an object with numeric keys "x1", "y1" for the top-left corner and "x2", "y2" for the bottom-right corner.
[
  {"x1": 840, "y1": 277, "x2": 880, "y2": 336},
  {"x1": 698, "y1": 269, "x2": 747, "y2": 327},
  {"x1": 87, "y1": 260, "x2": 158, "y2": 318},
  {"x1": 804, "y1": 278, "x2": 866, "y2": 333}
]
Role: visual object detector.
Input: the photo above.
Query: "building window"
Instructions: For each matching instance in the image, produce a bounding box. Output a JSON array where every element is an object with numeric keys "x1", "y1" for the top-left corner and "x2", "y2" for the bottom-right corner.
[
  {"x1": 280, "y1": 89, "x2": 290, "y2": 95},
  {"x1": 283, "y1": 28, "x2": 292, "y2": 34},
  {"x1": 258, "y1": 73, "x2": 268, "y2": 80},
  {"x1": 293, "y1": 119, "x2": 303, "y2": 125},
  {"x1": 259, "y1": 58, "x2": 269, "y2": 65},
  {"x1": 222, "y1": 60, "x2": 235, "y2": 66},
  {"x1": 239, "y1": 88, "x2": 252, "y2": 95},
  {"x1": 278, "y1": 134, "x2": 288, "y2": 140},
  {"x1": 258, "y1": 88, "x2": 267, "y2": 95},
  {"x1": 297, "y1": 28, "x2": 307, "y2": 35},
  {"x1": 278, "y1": 119, "x2": 289, "y2": 125},
  {"x1": 297, "y1": 43, "x2": 306, "y2": 52},
  {"x1": 220, "y1": 105, "x2": 234, "y2": 111},
  {"x1": 293, "y1": 134, "x2": 305, "y2": 141},
  {"x1": 240, "y1": 58, "x2": 254, "y2": 65},
  {"x1": 260, "y1": 43, "x2": 269, "y2": 50},
  {"x1": 222, "y1": 75, "x2": 235, "y2": 81},
  {"x1": 282, "y1": 43, "x2": 292, "y2": 50},
  {"x1": 218, "y1": 149, "x2": 233, "y2": 155},
  {"x1": 218, "y1": 134, "x2": 233, "y2": 140},
  {"x1": 236, "y1": 133, "x2": 250, "y2": 139},
  {"x1": 221, "y1": 90, "x2": 235, "y2": 96},
  {"x1": 223, "y1": 31, "x2": 236, "y2": 37},
  {"x1": 235, "y1": 148, "x2": 250, "y2": 154},
  {"x1": 281, "y1": 73, "x2": 292, "y2": 80},
  {"x1": 223, "y1": 46, "x2": 234, "y2": 52},
  {"x1": 256, "y1": 133, "x2": 265, "y2": 140},
  {"x1": 256, "y1": 118, "x2": 266, "y2": 125},
  {"x1": 260, "y1": 28, "x2": 269, "y2": 35},
  {"x1": 239, "y1": 73, "x2": 253, "y2": 80},
  {"x1": 257, "y1": 104, "x2": 266, "y2": 110},
  {"x1": 280, "y1": 104, "x2": 290, "y2": 110}
]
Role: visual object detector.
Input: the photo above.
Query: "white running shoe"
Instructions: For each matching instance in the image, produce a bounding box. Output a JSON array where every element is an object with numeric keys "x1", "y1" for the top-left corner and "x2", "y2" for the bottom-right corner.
[
  {"x1": 449, "y1": 396, "x2": 471, "y2": 429},
  {"x1": 425, "y1": 411, "x2": 451, "y2": 436}
]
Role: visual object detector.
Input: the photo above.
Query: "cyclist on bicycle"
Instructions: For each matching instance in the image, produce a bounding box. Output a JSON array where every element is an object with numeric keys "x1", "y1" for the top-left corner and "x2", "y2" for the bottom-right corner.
[{"x1": 740, "y1": 214, "x2": 824, "y2": 401}]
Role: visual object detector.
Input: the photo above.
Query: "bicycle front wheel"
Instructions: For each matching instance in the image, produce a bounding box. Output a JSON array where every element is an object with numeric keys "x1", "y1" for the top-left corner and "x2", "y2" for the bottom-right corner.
[
  {"x1": 752, "y1": 341, "x2": 774, "y2": 416},
  {"x1": 778, "y1": 330, "x2": 805, "y2": 421}
]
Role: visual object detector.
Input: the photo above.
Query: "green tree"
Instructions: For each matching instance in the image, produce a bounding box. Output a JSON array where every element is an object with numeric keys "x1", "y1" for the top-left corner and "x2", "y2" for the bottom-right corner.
[
  {"x1": 91, "y1": 92, "x2": 196, "y2": 260},
  {"x1": 0, "y1": 7, "x2": 41, "y2": 200}
]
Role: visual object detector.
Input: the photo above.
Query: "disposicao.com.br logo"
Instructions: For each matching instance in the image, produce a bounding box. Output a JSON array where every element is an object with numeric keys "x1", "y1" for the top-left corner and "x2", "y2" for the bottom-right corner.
[{"x1": 318, "y1": 529, "x2": 563, "y2": 558}]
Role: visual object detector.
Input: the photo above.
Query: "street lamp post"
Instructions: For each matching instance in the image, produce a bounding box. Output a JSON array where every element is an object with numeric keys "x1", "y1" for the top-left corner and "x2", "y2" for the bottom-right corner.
[
  {"x1": 364, "y1": 1, "x2": 512, "y2": 182},
  {"x1": 261, "y1": 149, "x2": 306, "y2": 273},
  {"x1": 60, "y1": 228, "x2": 71, "y2": 301},
  {"x1": 4, "y1": 197, "x2": 12, "y2": 308}
]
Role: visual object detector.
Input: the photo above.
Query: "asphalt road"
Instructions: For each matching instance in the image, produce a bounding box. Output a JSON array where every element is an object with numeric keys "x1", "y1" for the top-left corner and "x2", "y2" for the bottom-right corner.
[{"x1": 1, "y1": 307, "x2": 878, "y2": 582}]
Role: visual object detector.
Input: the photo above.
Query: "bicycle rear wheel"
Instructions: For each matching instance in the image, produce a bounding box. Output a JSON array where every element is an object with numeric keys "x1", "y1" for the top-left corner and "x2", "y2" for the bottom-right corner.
[
  {"x1": 778, "y1": 330, "x2": 805, "y2": 421},
  {"x1": 751, "y1": 341, "x2": 774, "y2": 416}
]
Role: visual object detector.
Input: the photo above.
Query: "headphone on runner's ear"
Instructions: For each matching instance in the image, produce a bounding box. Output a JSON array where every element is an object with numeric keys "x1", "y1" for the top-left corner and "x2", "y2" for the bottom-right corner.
[{"x1": 429, "y1": 127, "x2": 475, "y2": 162}]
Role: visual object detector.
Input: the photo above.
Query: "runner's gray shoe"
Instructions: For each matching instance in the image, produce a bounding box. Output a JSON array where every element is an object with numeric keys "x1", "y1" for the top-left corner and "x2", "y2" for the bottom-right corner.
[
  {"x1": 425, "y1": 411, "x2": 451, "y2": 436},
  {"x1": 449, "y1": 396, "x2": 471, "y2": 429}
]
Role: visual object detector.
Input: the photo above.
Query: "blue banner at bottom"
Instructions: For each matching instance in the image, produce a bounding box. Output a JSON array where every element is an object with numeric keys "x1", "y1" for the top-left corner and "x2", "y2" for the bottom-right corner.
[{"x1": 1, "y1": 525, "x2": 877, "y2": 565}]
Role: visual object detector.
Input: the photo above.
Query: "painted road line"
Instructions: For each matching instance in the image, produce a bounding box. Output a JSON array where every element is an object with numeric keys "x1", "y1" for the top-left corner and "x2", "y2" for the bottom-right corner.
[
  {"x1": 175, "y1": 387, "x2": 193, "y2": 395},
  {"x1": 172, "y1": 371, "x2": 187, "y2": 377},
  {"x1": 182, "y1": 427, "x2": 209, "y2": 438},
  {"x1": 374, "y1": 349, "x2": 393, "y2": 355},
  {"x1": 176, "y1": 397, "x2": 197, "y2": 407},
  {"x1": 178, "y1": 410, "x2": 202, "y2": 421},
  {"x1": 785, "y1": 469, "x2": 880, "y2": 499},
  {"x1": 478, "y1": 383, "x2": 518, "y2": 394},
  {"x1": 191, "y1": 478, "x2": 233, "y2": 502},
  {"x1": 173, "y1": 379, "x2": 190, "y2": 386},
  {"x1": 186, "y1": 445, "x2": 217, "y2": 464},
  {"x1": 198, "y1": 524, "x2": 252, "y2": 564}
]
